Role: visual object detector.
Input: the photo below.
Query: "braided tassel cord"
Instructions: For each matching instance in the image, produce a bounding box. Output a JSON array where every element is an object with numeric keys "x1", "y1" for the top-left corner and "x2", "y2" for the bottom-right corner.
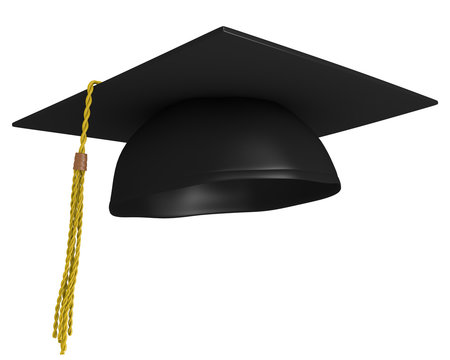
[{"x1": 52, "y1": 80, "x2": 101, "y2": 354}]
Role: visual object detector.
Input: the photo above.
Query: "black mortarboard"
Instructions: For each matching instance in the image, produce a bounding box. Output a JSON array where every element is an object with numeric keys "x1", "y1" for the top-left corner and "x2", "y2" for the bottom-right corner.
[
  {"x1": 13, "y1": 26, "x2": 437, "y2": 217},
  {"x1": 12, "y1": 26, "x2": 437, "y2": 353}
]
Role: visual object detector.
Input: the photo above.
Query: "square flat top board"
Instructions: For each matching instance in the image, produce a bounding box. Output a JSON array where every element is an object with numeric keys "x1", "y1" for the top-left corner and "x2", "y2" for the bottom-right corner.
[{"x1": 13, "y1": 27, "x2": 437, "y2": 141}]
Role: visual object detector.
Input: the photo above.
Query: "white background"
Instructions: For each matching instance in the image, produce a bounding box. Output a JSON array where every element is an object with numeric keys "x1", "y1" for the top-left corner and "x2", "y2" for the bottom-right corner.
[{"x1": 0, "y1": 1, "x2": 448, "y2": 359}]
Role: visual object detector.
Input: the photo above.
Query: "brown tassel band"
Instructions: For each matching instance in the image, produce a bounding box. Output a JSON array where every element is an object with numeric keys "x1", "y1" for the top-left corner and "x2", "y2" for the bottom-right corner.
[{"x1": 73, "y1": 153, "x2": 87, "y2": 171}]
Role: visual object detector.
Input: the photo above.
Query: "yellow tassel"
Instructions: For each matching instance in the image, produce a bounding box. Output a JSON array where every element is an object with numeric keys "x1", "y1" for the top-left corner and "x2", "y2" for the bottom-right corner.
[{"x1": 52, "y1": 80, "x2": 101, "y2": 354}]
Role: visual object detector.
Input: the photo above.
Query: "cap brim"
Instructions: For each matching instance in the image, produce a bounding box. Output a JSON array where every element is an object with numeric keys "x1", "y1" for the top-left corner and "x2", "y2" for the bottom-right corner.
[{"x1": 12, "y1": 26, "x2": 437, "y2": 142}]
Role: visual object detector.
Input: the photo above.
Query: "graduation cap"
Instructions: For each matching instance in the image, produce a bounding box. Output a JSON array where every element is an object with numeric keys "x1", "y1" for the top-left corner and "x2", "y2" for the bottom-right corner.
[{"x1": 13, "y1": 26, "x2": 437, "y2": 353}]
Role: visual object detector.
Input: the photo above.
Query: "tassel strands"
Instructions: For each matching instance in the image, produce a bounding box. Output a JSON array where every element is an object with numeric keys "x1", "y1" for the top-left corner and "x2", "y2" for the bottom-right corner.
[{"x1": 52, "y1": 80, "x2": 101, "y2": 354}]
